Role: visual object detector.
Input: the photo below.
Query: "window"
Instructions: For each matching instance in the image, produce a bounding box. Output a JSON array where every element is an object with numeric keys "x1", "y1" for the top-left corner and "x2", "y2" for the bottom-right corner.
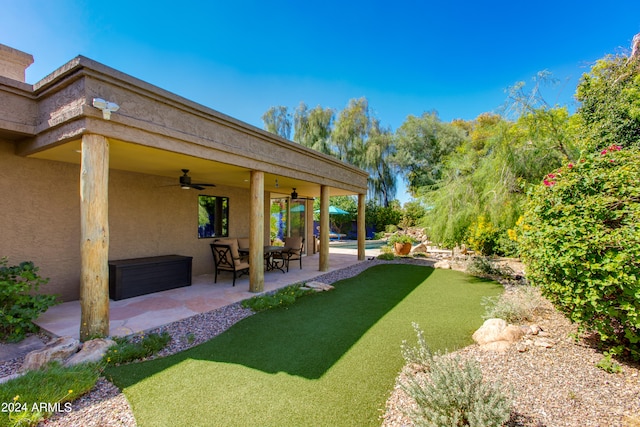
[{"x1": 198, "y1": 195, "x2": 229, "y2": 238}]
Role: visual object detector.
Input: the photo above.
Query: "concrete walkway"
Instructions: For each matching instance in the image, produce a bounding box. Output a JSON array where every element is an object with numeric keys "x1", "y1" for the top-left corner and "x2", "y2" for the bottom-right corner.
[{"x1": 34, "y1": 247, "x2": 380, "y2": 340}]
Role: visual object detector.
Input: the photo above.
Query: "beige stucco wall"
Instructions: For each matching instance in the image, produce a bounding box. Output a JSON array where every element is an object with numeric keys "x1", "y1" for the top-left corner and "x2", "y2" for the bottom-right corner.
[{"x1": 0, "y1": 140, "x2": 252, "y2": 301}]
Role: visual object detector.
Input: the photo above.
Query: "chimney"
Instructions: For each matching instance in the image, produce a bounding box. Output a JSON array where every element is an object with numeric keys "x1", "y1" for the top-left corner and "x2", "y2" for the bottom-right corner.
[{"x1": 0, "y1": 44, "x2": 34, "y2": 83}]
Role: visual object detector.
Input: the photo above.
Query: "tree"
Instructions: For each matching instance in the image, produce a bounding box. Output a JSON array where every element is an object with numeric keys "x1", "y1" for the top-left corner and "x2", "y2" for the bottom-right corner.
[
  {"x1": 393, "y1": 112, "x2": 466, "y2": 195},
  {"x1": 293, "y1": 102, "x2": 334, "y2": 155},
  {"x1": 332, "y1": 97, "x2": 371, "y2": 164},
  {"x1": 262, "y1": 106, "x2": 292, "y2": 139},
  {"x1": 364, "y1": 120, "x2": 396, "y2": 206},
  {"x1": 574, "y1": 48, "x2": 640, "y2": 152}
]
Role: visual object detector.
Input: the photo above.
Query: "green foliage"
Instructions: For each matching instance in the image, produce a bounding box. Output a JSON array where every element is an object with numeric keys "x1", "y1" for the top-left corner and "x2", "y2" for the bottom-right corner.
[
  {"x1": 388, "y1": 233, "x2": 414, "y2": 245},
  {"x1": 241, "y1": 284, "x2": 314, "y2": 312},
  {"x1": 262, "y1": 105, "x2": 292, "y2": 139},
  {"x1": 595, "y1": 352, "x2": 623, "y2": 374},
  {"x1": 377, "y1": 252, "x2": 396, "y2": 260},
  {"x1": 393, "y1": 112, "x2": 466, "y2": 193},
  {"x1": 0, "y1": 362, "x2": 100, "y2": 427},
  {"x1": 293, "y1": 102, "x2": 334, "y2": 155},
  {"x1": 467, "y1": 257, "x2": 514, "y2": 279},
  {"x1": 104, "y1": 331, "x2": 171, "y2": 366},
  {"x1": 521, "y1": 146, "x2": 640, "y2": 358},
  {"x1": 365, "y1": 200, "x2": 402, "y2": 233},
  {"x1": 400, "y1": 323, "x2": 512, "y2": 427},
  {"x1": 466, "y1": 216, "x2": 500, "y2": 255},
  {"x1": 401, "y1": 200, "x2": 427, "y2": 228},
  {"x1": 574, "y1": 54, "x2": 640, "y2": 152},
  {"x1": 0, "y1": 258, "x2": 58, "y2": 342}
]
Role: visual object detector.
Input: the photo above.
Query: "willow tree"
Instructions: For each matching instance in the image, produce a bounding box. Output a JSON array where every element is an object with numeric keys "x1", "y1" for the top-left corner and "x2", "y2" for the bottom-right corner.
[
  {"x1": 293, "y1": 102, "x2": 334, "y2": 155},
  {"x1": 261, "y1": 106, "x2": 292, "y2": 139}
]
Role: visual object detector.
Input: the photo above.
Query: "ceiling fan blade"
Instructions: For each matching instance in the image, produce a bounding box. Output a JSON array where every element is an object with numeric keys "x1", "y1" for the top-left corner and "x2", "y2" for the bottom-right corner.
[
  {"x1": 190, "y1": 185, "x2": 205, "y2": 190},
  {"x1": 192, "y1": 183, "x2": 216, "y2": 187}
]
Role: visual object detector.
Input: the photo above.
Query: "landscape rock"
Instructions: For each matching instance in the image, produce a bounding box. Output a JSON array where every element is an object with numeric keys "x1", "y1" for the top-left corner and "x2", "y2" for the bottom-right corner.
[
  {"x1": 472, "y1": 318, "x2": 508, "y2": 345},
  {"x1": 479, "y1": 340, "x2": 512, "y2": 352},
  {"x1": 21, "y1": 336, "x2": 80, "y2": 372},
  {"x1": 304, "y1": 281, "x2": 335, "y2": 292},
  {"x1": 534, "y1": 337, "x2": 556, "y2": 348},
  {"x1": 411, "y1": 243, "x2": 428, "y2": 254},
  {"x1": 65, "y1": 338, "x2": 115, "y2": 367},
  {"x1": 472, "y1": 319, "x2": 525, "y2": 352},
  {"x1": 434, "y1": 260, "x2": 451, "y2": 269}
]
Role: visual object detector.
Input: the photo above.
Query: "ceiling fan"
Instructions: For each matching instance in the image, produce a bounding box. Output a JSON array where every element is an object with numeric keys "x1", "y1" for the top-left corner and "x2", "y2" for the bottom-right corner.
[
  {"x1": 290, "y1": 188, "x2": 314, "y2": 200},
  {"x1": 177, "y1": 169, "x2": 216, "y2": 190}
]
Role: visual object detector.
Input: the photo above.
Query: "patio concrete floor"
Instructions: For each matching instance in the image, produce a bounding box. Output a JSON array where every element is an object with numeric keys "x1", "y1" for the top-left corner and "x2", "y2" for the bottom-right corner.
[{"x1": 34, "y1": 246, "x2": 380, "y2": 340}]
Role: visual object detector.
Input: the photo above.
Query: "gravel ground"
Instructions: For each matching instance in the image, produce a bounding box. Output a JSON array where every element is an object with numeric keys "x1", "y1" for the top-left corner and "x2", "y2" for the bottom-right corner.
[
  {"x1": 3, "y1": 258, "x2": 638, "y2": 426},
  {"x1": 382, "y1": 284, "x2": 640, "y2": 427}
]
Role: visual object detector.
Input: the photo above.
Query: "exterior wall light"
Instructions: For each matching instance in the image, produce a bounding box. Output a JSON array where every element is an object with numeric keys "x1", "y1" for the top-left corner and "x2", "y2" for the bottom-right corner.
[{"x1": 92, "y1": 98, "x2": 120, "y2": 120}]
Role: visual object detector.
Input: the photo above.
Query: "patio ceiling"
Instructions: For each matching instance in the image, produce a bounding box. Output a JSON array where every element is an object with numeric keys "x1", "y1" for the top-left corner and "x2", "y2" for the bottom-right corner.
[{"x1": 28, "y1": 137, "x2": 350, "y2": 199}]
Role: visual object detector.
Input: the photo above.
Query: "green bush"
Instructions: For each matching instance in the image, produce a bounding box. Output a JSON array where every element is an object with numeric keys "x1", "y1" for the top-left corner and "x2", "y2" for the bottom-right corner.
[
  {"x1": 0, "y1": 258, "x2": 58, "y2": 342},
  {"x1": 241, "y1": 284, "x2": 313, "y2": 312},
  {"x1": 400, "y1": 323, "x2": 512, "y2": 426},
  {"x1": 521, "y1": 146, "x2": 640, "y2": 358},
  {"x1": 104, "y1": 331, "x2": 171, "y2": 366}
]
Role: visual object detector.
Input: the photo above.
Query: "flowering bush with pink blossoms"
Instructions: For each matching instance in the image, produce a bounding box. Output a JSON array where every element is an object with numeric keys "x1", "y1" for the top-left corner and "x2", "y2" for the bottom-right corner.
[{"x1": 521, "y1": 145, "x2": 640, "y2": 358}]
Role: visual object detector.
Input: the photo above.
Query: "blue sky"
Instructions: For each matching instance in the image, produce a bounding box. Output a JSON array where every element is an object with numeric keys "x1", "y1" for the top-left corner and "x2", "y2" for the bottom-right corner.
[{"x1": 3, "y1": 1, "x2": 640, "y2": 202}]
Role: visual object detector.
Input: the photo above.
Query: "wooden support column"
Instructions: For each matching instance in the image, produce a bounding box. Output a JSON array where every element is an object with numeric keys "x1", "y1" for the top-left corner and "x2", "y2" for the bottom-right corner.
[
  {"x1": 319, "y1": 185, "x2": 330, "y2": 271},
  {"x1": 79, "y1": 134, "x2": 110, "y2": 341},
  {"x1": 357, "y1": 193, "x2": 366, "y2": 261},
  {"x1": 249, "y1": 170, "x2": 264, "y2": 292}
]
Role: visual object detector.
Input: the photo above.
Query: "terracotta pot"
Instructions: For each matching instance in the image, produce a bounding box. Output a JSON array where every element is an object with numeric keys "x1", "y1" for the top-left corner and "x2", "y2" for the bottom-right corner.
[{"x1": 394, "y1": 242, "x2": 412, "y2": 255}]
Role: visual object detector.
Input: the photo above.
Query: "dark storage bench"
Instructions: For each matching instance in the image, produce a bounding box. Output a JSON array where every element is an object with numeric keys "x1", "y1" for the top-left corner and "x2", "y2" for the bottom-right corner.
[{"x1": 108, "y1": 255, "x2": 193, "y2": 300}]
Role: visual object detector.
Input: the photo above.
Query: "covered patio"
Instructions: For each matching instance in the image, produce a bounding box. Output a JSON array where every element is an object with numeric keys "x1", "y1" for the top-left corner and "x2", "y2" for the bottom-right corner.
[
  {"x1": 34, "y1": 248, "x2": 380, "y2": 339},
  {"x1": 0, "y1": 44, "x2": 369, "y2": 340}
]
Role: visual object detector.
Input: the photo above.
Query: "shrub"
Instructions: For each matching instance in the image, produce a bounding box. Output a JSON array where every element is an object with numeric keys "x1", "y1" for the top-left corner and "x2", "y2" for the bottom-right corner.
[
  {"x1": 467, "y1": 256, "x2": 514, "y2": 279},
  {"x1": 399, "y1": 323, "x2": 512, "y2": 426},
  {"x1": 0, "y1": 258, "x2": 58, "y2": 342},
  {"x1": 104, "y1": 331, "x2": 171, "y2": 365},
  {"x1": 521, "y1": 146, "x2": 640, "y2": 358},
  {"x1": 388, "y1": 233, "x2": 413, "y2": 246},
  {"x1": 241, "y1": 284, "x2": 313, "y2": 312},
  {"x1": 482, "y1": 286, "x2": 547, "y2": 324},
  {"x1": 466, "y1": 216, "x2": 500, "y2": 255}
]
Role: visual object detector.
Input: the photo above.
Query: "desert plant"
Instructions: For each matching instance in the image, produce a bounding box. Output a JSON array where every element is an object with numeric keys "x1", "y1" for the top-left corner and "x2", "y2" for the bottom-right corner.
[
  {"x1": 399, "y1": 323, "x2": 512, "y2": 426},
  {"x1": 0, "y1": 258, "x2": 58, "y2": 342},
  {"x1": 481, "y1": 286, "x2": 547, "y2": 323},
  {"x1": 467, "y1": 256, "x2": 515, "y2": 279},
  {"x1": 521, "y1": 146, "x2": 640, "y2": 358}
]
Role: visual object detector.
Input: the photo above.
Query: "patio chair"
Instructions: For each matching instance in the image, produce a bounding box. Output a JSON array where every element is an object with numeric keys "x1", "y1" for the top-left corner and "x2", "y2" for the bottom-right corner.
[
  {"x1": 210, "y1": 241, "x2": 249, "y2": 286},
  {"x1": 276, "y1": 237, "x2": 304, "y2": 272}
]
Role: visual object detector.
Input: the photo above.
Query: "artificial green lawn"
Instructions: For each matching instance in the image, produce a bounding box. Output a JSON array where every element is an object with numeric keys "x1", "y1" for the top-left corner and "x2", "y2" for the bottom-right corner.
[{"x1": 104, "y1": 264, "x2": 502, "y2": 426}]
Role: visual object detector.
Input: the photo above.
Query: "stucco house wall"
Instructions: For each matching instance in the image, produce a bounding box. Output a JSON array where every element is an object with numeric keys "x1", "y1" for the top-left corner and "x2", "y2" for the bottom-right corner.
[
  {"x1": 0, "y1": 44, "x2": 368, "y2": 303},
  {"x1": 0, "y1": 140, "x2": 252, "y2": 301}
]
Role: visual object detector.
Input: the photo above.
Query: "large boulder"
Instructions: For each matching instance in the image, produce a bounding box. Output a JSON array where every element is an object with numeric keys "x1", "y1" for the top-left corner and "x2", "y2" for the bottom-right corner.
[
  {"x1": 472, "y1": 318, "x2": 524, "y2": 352},
  {"x1": 21, "y1": 336, "x2": 80, "y2": 372}
]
